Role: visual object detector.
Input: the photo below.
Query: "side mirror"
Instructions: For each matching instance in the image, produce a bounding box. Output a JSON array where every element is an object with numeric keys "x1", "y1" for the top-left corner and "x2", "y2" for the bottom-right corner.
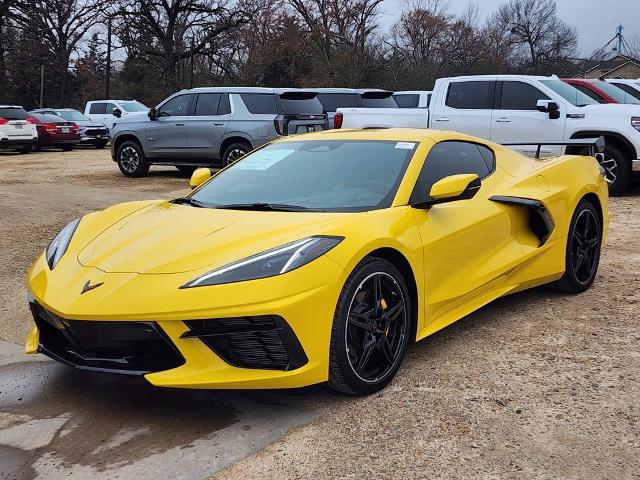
[
  {"x1": 189, "y1": 167, "x2": 212, "y2": 189},
  {"x1": 536, "y1": 100, "x2": 560, "y2": 119},
  {"x1": 148, "y1": 107, "x2": 157, "y2": 120},
  {"x1": 412, "y1": 173, "x2": 480, "y2": 209},
  {"x1": 112, "y1": 107, "x2": 122, "y2": 118}
]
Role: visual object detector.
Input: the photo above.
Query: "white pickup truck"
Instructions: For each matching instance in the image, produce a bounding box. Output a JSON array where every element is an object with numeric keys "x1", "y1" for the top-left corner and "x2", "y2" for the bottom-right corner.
[{"x1": 339, "y1": 75, "x2": 640, "y2": 194}]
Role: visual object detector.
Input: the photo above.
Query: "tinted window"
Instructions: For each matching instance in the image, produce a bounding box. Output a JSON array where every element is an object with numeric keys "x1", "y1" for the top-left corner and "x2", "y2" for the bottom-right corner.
[
  {"x1": 539, "y1": 80, "x2": 598, "y2": 106},
  {"x1": 106, "y1": 103, "x2": 117, "y2": 115},
  {"x1": 0, "y1": 107, "x2": 29, "y2": 120},
  {"x1": 31, "y1": 113, "x2": 66, "y2": 123},
  {"x1": 277, "y1": 93, "x2": 324, "y2": 114},
  {"x1": 56, "y1": 110, "x2": 89, "y2": 122},
  {"x1": 500, "y1": 81, "x2": 550, "y2": 110},
  {"x1": 157, "y1": 95, "x2": 192, "y2": 117},
  {"x1": 394, "y1": 94, "x2": 420, "y2": 108},
  {"x1": 411, "y1": 141, "x2": 492, "y2": 202},
  {"x1": 240, "y1": 94, "x2": 277, "y2": 114},
  {"x1": 572, "y1": 84, "x2": 605, "y2": 102},
  {"x1": 316, "y1": 93, "x2": 359, "y2": 112},
  {"x1": 89, "y1": 103, "x2": 106, "y2": 114},
  {"x1": 190, "y1": 140, "x2": 416, "y2": 212},
  {"x1": 593, "y1": 81, "x2": 640, "y2": 104},
  {"x1": 446, "y1": 81, "x2": 494, "y2": 109},
  {"x1": 119, "y1": 101, "x2": 148, "y2": 112},
  {"x1": 359, "y1": 93, "x2": 398, "y2": 108},
  {"x1": 194, "y1": 93, "x2": 221, "y2": 116},
  {"x1": 611, "y1": 83, "x2": 640, "y2": 100},
  {"x1": 218, "y1": 94, "x2": 231, "y2": 115}
]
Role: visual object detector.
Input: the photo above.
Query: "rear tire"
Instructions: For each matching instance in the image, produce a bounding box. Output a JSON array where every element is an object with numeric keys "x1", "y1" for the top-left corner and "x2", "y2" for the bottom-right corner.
[
  {"x1": 326, "y1": 257, "x2": 411, "y2": 395},
  {"x1": 600, "y1": 144, "x2": 631, "y2": 196},
  {"x1": 117, "y1": 140, "x2": 149, "y2": 178},
  {"x1": 61, "y1": 145, "x2": 74, "y2": 152},
  {"x1": 175, "y1": 165, "x2": 197, "y2": 174},
  {"x1": 19, "y1": 145, "x2": 32, "y2": 154},
  {"x1": 222, "y1": 142, "x2": 251, "y2": 166},
  {"x1": 551, "y1": 199, "x2": 602, "y2": 293}
]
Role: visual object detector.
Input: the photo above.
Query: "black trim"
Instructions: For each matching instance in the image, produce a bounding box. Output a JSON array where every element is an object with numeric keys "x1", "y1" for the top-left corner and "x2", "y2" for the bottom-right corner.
[
  {"x1": 490, "y1": 195, "x2": 555, "y2": 246},
  {"x1": 502, "y1": 136, "x2": 605, "y2": 158},
  {"x1": 570, "y1": 131, "x2": 637, "y2": 159},
  {"x1": 182, "y1": 316, "x2": 308, "y2": 371}
]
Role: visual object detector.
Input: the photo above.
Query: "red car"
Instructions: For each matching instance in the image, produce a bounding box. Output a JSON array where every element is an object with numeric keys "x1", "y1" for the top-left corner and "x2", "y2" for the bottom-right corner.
[
  {"x1": 563, "y1": 78, "x2": 640, "y2": 105},
  {"x1": 28, "y1": 113, "x2": 80, "y2": 151}
]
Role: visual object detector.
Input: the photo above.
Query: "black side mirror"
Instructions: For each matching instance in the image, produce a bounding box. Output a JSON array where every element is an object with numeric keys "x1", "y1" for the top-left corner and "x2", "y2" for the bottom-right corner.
[
  {"x1": 148, "y1": 107, "x2": 157, "y2": 120},
  {"x1": 536, "y1": 100, "x2": 560, "y2": 119},
  {"x1": 112, "y1": 107, "x2": 122, "y2": 118},
  {"x1": 411, "y1": 174, "x2": 481, "y2": 209}
]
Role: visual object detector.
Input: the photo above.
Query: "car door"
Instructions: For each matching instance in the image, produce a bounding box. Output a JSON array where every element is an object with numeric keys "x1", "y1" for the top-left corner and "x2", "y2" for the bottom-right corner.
[
  {"x1": 185, "y1": 92, "x2": 229, "y2": 160},
  {"x1": 145, "y1": 93, "x2": 193, "y2": 158},
  {"x1": 491, "y1": 80, "x2": 565, "y2": 156},
  {"x1": 411, "y1": 141, "x2": 524, "y2": 326},
  {"x1": 430, "y1": 80, "x2": 494, "y2": 139}
]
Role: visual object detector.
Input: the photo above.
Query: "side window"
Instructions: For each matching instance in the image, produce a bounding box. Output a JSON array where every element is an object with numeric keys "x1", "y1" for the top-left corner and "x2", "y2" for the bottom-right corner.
[
  {"x1": 612, "y1": 83, "x2": 640, "y2": 100},
  {"x1": 571, "y1": 84, "x2": 604, "y2": 103},
  {"x1": 500, "y1": 81, "x2": 550, "y2": 110},
  {"x1": 240, "y1": 94, "x2": 277, "y2": 114},
  {"x1": 446, "y1": 81, "x2": 494, "y2": 109},
  {"x1": 89, "y1": 103, "x2": 106, "y2": 114},
  {"x1": 106, "y1": 103, "x2": 117, "y2": 115},
  {"x1": 218, "y1": 93, "x2": 231, "y2": 115},
  {"x1": 393, "y1": 94, "x2": 420, "y2": 108},
  {"x1": 410, "y1": 141, "x2": 493, "y2": 202},
  {"x1": 194, "y1": 93, "x2": 221, "y2": 116},
  {"x1": 157, "y1": 95, "x2": 192, "y2": 117}
]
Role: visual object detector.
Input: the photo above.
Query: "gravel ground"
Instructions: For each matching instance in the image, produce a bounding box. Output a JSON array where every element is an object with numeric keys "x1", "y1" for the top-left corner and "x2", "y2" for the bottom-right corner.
[{"x1": 1, "y1": 148, "x2": 639, "y2": 479}]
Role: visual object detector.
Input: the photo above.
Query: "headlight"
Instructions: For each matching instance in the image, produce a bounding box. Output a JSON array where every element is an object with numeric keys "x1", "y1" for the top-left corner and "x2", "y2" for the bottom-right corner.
[
  {"x1": 46, "y1": 219, "x2": 80, "y2": 269},
  {"x1": 632, "y1": 117, "x2": 640, "y2": 132},
  {"x1": 182, "y1": 236, "x2": 343, "y2": 288}
]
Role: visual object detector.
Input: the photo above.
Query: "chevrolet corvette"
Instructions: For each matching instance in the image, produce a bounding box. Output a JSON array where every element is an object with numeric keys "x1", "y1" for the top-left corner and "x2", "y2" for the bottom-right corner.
[{"x1": 25, "y1": 129, "x2": 609, "y2": 395}]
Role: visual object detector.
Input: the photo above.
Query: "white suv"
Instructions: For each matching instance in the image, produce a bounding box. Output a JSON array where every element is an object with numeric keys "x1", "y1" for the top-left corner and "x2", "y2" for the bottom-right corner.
[
  {"x1": 84, "y1": 100, "x2": 149, "y2": 126},
  {"x1": 0, "y1": 106, "x2": 37, "y2": 153}
]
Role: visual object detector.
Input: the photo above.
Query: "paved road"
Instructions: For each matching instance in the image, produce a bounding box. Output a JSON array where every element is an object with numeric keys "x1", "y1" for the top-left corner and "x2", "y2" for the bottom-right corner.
[{"x1": 0, "y1": 341, "x2": 320, "y2": 480}]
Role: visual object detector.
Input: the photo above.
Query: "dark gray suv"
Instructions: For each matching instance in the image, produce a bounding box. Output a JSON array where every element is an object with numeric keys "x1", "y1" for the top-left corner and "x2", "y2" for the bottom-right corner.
[{"x1": 110, "y1": 87, "x2": 328, "y2": 177}]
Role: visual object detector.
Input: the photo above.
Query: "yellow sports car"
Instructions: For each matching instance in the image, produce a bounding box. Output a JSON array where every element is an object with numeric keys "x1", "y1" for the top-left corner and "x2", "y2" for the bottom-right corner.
[{"x1": 25, "y1": 129, "x2": 609, "y2": 395}]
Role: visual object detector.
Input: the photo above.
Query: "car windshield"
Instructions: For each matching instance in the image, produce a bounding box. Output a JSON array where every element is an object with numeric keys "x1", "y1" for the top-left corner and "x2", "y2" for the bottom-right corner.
[
  {"x1": 119, "y1": 101, "x2": 148, "y2": 112},
  {"x1": 189, "y1": 140, "x2": 417, "y2": 212},
  {"x1": 593, "y1": 81, "x2": 640, "y2": 104},
  {"x1": 540, "y1": 80, "x2": 598, "y2": 106},
  {"x1": 57, "y1": 110, "x2": 90, "y2": 121}
]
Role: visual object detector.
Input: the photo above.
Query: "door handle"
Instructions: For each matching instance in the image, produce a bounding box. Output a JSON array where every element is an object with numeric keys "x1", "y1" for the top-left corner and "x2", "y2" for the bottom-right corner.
[
  {"x1": 213, "y1": 123, "x2": 224, "y2": 126},
  {"x1": 495, "y1": 118, "x2": 511, "y2": 123},
  {"x1": 434, "y1": 117, "x2": 450, "y2": 122},
  {"x1": 174, "y1": 122, "x2": 185, "y2": 126}
]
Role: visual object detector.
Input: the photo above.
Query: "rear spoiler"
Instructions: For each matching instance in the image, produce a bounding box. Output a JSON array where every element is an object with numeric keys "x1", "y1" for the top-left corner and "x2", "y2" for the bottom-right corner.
[
  {"x1": 359, "y1": 90, "x2": 394, "y2": 99},
  {"x1": 502, "y1": 136, "x2": 605, "y2": 158}
]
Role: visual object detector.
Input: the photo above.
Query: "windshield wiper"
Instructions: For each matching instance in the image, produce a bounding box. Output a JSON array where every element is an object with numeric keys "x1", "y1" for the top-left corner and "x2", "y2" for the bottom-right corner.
[
  {"x1": 214, "y1": 202, "x2": 320, "y2": 212},
  {"x1": 172, "y1": 197, "x2": 208, "y2": 208}
]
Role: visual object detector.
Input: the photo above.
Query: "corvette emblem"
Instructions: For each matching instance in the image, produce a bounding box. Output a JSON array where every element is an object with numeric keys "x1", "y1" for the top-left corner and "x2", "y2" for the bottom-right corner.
[{"x1": 81, "y1": 280, "x2": 104, "y2": 294}]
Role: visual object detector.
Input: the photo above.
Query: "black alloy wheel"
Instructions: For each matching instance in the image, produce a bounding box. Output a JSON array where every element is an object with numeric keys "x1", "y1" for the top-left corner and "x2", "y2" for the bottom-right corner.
[
  {"x1": 551, "y1": 199, "x2": 602, "y2": 293},
  {"x1": 327, "y1": 258, "x2": 411, "y2": 395}
]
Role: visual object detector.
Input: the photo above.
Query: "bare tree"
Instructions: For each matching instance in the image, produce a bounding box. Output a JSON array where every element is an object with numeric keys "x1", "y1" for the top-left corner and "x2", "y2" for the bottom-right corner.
[{"x1": 490, "y1": 0, "x2": 577, "y2": 73}]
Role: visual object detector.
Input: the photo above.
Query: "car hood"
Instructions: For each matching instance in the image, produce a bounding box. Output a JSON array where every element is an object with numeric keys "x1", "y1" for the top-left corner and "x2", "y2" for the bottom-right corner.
[{"x1": 77, "y1": 201, "x2": 348, "y2": 274}]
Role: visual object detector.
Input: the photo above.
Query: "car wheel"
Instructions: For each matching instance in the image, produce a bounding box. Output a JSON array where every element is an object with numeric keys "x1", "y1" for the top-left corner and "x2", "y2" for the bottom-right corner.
[
  {"x1": 327, "y1": 257, "x2": 411, "y2": 395},
  {"x1": 175, "y1": 165, "x2": 197, "y2": 174},
  {"x1": 61, "y1": 145, "x2": 74, "y2": 152},
  {"x1": 222, "y1": 142, "x2": 251, "y2": 166},
  {"x1": 551, "y1": 199, "x2": 602, "y2": 294},
  {"x1": 117, "y1": 140, "x2": 149, "y2": 178},
  {"x1": 19, "y1": 145, "x2": 32, "y2": 154},
  {"x1": 599, "y1": 144, "x2": 630, "y2": 196},
  {"x1": 95, "y1": 142, "x2": 108, "y2": 149}
]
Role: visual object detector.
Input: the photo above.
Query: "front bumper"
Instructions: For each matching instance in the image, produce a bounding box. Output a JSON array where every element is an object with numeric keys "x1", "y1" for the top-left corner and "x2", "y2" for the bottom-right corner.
[{"x1": 26, "y1": 254, "x2": 344, "y2": 389}]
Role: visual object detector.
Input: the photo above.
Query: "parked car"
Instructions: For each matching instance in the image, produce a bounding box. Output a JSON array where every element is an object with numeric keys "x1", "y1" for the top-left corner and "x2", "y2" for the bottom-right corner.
[
  {"x1": 605, "y1": 78, "x2": 640, "y2": 101},
  {"x1": 84, "y1": 100, "x2": 149, "y2": 126},
  {"x1": 110, "y1": 87, "x2": 328, "y2": 177},
  {"x1": 31, "y1": 108, "x2": 109, "y2": 148},
  {"x1": 29, "y1": 113, "x2": 80, "y2": 151},
  {"x1": 339, "y1": 74, "x2": 640, "y2": 195},
  {"x1": 0, "y1": 105, "x2": 37, "y2": 153},
  {"x1": 298, "y1": 88, "x2": 398, "y2": 129},
  {"x1": 393, "y1": 91, "x2": 432, "y2": 108},
  {"x1": 563, "y1": 78, "x2": 640, "y2": 105}
]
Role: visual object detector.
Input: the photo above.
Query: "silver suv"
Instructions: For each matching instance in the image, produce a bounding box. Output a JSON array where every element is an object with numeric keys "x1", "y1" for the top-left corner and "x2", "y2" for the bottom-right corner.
[{"x1": 110, "y1": 87, "x2": 328, "y2": 177}]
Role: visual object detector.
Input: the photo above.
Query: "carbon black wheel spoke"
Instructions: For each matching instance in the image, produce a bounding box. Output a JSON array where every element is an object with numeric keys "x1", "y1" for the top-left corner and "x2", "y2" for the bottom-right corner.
[
  {"x1": 382, "y1": 302, "x2": 404, "y2": 323},
  {"x1": 379, "y1": 337, "x2": 394, "y2": 366},
  {"x1": 348, "y1": 315, "x2": 370, "y2": 331},
  {"x1": 356, "y1": 338, "x2": 376, "y2": 373}
]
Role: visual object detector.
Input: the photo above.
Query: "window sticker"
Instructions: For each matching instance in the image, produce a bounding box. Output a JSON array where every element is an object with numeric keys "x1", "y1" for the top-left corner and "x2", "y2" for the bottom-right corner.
[
  {"x1": 395, "y1": 142, "x2": 416, "y2": 150},
  {"x1": 234, "y1": 149, "x2": 295, "y2": 170}
]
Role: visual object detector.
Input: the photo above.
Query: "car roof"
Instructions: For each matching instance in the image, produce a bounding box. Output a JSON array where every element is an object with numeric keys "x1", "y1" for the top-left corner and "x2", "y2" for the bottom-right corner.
[
  {"x1": 274, "y1": 127, "x2": 477, "y2": 144},
  {"x1": 32, "y1": 108, "x2": 79, "y2": 112},
  {"x1": 88, "y1": 100, "x2": 141, "y2": 103},
  {"x1": 0, "y1": 105, "x2": 24, "y2": 109},
  {"x1": 184, "y1": 87, "x2": 313, "y2": 94},
  {"x1": 394, "y1": 91, "x2": 432, "y2": 95},
  {"x1": 440, "y1": 74, "x2": 559, "y2": 81}
]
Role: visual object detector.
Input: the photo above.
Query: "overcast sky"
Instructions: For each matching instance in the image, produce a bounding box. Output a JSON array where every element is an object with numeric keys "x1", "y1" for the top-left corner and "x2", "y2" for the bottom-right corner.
[{"x1": 380, "y1": 0, "x2": 640, "y2": 57}]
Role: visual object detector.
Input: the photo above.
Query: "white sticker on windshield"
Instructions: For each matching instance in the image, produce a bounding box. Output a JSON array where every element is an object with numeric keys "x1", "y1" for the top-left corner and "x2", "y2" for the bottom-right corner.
[
  {"x1": 234, "y1": 149, "x2": 295, "y2": 170},
  {"x1": 395, "y1": 142, "x2": 416, "y2": 150}
]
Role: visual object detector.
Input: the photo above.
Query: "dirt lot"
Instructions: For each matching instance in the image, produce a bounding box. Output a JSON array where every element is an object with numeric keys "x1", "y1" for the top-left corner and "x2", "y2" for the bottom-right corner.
[{"x1": 1, "y1": 148, "x2": 639, "y2": 479}]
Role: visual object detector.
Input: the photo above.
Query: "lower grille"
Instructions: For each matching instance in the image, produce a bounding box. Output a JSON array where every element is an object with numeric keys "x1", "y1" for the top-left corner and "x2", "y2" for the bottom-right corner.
[
  {"x1": 84, "y1": 128, "x2": 108, "y2": 137},
  {"x1": 182, "y1": 316, "x2": 308, "y2": 371},
  {"x1": 31, "y1": 302, "x2": 185, "y2": 375}
]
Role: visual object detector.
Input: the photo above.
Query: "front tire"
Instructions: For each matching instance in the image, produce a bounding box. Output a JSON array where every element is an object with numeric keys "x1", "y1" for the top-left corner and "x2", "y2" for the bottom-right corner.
[
  {"x1": 222, "y1": 142, "x2": 251, "y2": 166},
  {"x1": 95, "y1": 142, "x2": 108, "y2": 149},
  {"x1": 327, "y1": 257, "x2": 411, "y2": 395},
  {"x1": 551, "y1": 199, "x2": 602, "y2": 293},
  {"x1": 599, "y1": 144, "x2": 631, "y2": 196},
  {"x1": 117, "y1": 140, "x2": 149, "y2": 178},
  {"x1": 61, "y1": 145, "x2": 74, "y2": 152},
  {"x1": 175, "y1": 165, "x2": 197, "y2": 174},
  {"x1": 19, "y1": 144, "x2": 32, "y2": 154}
]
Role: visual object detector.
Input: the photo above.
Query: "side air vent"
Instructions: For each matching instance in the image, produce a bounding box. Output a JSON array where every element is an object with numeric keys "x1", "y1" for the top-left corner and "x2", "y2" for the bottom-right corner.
[{"x1": 490, "y1": 195, "x2": 555, "y2": 246}]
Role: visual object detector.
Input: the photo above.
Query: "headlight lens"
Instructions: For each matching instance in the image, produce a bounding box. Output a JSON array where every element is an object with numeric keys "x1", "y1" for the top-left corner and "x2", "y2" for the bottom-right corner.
[
  {"x1": 46, "y1": 219, "x2": 80, "y2": 269},
  {"x1": 632, "y1": 117, "x2": 640, "y2": 132},
  {"x1": 182, "y1": 236, "x2": 343, "y2": 288}
]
